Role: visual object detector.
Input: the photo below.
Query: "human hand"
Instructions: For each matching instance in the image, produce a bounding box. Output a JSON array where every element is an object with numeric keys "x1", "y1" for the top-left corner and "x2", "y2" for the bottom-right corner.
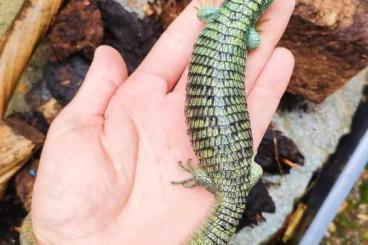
[{"x1": 31, "y1": 0, "x2": 295, "y2": 244}]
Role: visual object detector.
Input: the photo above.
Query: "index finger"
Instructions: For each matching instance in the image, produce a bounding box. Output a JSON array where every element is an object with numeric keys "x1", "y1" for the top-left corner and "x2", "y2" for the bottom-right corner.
[{"x1": 133, "y1": 0, "x2": 207, "y2": 91}]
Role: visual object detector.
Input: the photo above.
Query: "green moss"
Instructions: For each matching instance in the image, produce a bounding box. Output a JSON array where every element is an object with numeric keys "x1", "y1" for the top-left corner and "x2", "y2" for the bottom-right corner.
[
  {"x1": 363, "y1": 231, "x2": 368, "y2": 242},
  {"x1": 360, "y1": 182, "x2": 368, "y2": 203},
  {"x1": 360, "y1": 166, "x2": 368, "y2": 204}
]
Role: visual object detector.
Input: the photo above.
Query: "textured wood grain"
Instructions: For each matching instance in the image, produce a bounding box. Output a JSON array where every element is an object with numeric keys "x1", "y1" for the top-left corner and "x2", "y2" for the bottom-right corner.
[
  {"x1": 280, "y1": 0, "x2": 368, "y2": 103},
  {"x1": 0, "y1": 122, "x2": 34, "y2": 198},
  {"x1": 0, "y1": 0, "x2": 62, "y2": 117}
]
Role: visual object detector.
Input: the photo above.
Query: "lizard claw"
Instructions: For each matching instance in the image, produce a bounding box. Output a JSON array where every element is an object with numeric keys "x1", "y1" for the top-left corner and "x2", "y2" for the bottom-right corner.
[
  {"x1": 178, "y1": 159, "x2": 194, "y2": 172},
  {"x1": 171, "y1": 178, "x2": 198, "y2": 188}
]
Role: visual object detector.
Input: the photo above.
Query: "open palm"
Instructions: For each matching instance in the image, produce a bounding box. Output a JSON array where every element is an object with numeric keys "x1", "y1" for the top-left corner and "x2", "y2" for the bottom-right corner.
[{"x1": 31, "y1": 0, "x2": 295, "y2": 244}]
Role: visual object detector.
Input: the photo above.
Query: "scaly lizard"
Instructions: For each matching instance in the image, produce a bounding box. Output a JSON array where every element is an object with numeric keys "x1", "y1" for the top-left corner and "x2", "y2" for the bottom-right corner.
[{"x1": 172, "y1": 0, "x2": 273, "y2": 244}]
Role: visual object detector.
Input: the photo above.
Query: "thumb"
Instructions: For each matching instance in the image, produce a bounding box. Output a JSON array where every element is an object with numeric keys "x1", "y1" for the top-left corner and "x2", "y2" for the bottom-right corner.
[{"x1": 68, "y1": 45, "x2": 128, "y2": 116}]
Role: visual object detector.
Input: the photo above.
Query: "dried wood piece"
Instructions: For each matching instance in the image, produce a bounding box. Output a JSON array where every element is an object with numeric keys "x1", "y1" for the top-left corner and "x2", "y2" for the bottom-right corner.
[
  {"x1": 0, "y1": 123, "x2": 34, "y2": 198},
  {"x1": 36, "y1": 98, "x2": 62, "y2": 123},
  {"x1": 48, "y1": 0, "x2": 104, "y2": 61},
  {"x1": 255, "y1": 127, "x2": 304, "y2": 175},
  {"x1": 145, "y1": 0, "x2": 191, "y2": 29},
  {"x1": 280, "y1": 0, "x2": 368, "y2": 103},
  {"x1": 0, "y1": 0, "x2": 63, "y2": 117},
  {"x1": 7, "y1": 112, "x2": 49, "y2": 134},
  {"x1": 4, "y1": 118, "x2": 45, "y2": 147},
  {"x1": 282, "y1": 203, "x2": 307, "y2": 243}
]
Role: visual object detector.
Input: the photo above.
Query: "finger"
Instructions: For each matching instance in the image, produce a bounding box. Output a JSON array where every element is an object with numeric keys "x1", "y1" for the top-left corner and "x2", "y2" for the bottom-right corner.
[
  {"x1": 133, "y1": 0, "x2": 216, "y2": 92},
  {"x1": 245, "y1": 0, "x2": 295, "y2": 95},
  {"x1": 248, "y1": 47, "x2": 295, "y2": 148},
  {"x1": 68, "y1": 45, "x2": 128, "y2": 116},
  {"x1": 171, "y1": 0, "x2": 295, "y2": 95},
  {"x1": 172, "y1": 67, "x2": 188, "y2": 94}
]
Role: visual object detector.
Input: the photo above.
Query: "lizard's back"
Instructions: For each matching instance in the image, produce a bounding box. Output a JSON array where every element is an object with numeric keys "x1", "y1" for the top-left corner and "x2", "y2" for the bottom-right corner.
[
  {"x1": 180, "y1": 0, "x2": 273, "y2": 244},
  {"x1": 186, "y1": 2, "x2": 254, "y2": 191}
]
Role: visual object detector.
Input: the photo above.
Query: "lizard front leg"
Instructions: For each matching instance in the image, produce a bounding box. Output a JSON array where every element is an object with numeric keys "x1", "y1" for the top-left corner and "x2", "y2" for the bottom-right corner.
[{"x1": 245, "y1": 27, "x2": 261, "y2": 50}]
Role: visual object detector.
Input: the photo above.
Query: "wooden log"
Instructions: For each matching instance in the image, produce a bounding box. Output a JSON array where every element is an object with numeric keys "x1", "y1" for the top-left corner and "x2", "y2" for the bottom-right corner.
[
  {"x1": 0, "y1": 0, "x2": 63, "y2": 117},
  {"x1": 279, "y1": 0, "x2": 368, "y2": 103},
  {"x1": 0, "y1": 122, "x2": 34, "y2": 198},
  {"x1": 36, "y1": 98, "x2": 62, "y2": 123}
]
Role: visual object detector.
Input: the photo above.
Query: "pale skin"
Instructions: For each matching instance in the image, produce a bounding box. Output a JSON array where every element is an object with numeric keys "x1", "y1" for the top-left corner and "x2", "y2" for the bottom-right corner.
[{"x1": 30, "y1": 0, "x2": 295, "y2": 244}]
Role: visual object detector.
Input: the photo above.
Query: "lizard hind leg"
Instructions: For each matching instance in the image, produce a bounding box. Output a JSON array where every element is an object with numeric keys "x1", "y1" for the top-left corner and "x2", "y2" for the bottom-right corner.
[
  {"x1": 172, "y1": 159, "x2": 217, "y2": 194},
  {"x1": 196, "y1": 0, "x2": 219, "y2": 23}
]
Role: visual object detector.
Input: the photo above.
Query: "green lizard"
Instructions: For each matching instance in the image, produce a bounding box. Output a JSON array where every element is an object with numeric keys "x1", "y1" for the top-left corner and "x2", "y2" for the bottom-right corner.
[{"x1": 172, "y1": 0, "x2": 273, "y2": 244}]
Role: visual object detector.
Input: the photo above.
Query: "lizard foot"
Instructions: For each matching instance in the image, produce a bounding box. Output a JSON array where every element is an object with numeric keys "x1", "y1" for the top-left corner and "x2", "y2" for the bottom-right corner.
[
  {"x1": 171, "y1": 160, "x2": 198, "y2": 188},
  {"x1": 172, "y1": 159, "x2": 217, "y2": 194},
  {"x1": 245, "y1": 27, "x2": 261, "y2": 50},
  {"x1": 195, "y1": 0, "x2": 219, "y2": 23}
]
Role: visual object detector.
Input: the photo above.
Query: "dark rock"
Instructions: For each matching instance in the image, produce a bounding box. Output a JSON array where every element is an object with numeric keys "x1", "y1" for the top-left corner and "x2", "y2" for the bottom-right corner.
[
  {"x1": 256, "y1": 127, "x2": 304, "y2": 175},
  {"x1": 25, "y1": 80, "x2": 53, "y2": 111},
  {"x1": 279, "y1": 93, "x2": 311, "y2": 113},
  {"x1": 44, "y1": 55, "x2": 89, "y2": 106},
  {"x1": 98, "y1": 0, "x2": 162, "y2": 73},
  {"x1": 237, "y1": 181, "x2": 276, "y2": 230},
  {"x1": 48, "y1": 0, "x2": 104, "y2": 61}
]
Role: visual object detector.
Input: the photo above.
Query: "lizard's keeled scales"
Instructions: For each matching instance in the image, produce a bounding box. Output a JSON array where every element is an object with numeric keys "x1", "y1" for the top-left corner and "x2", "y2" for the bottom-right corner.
[{"x1": 175, "y1": 0, "x2": 273, "y2": 244}]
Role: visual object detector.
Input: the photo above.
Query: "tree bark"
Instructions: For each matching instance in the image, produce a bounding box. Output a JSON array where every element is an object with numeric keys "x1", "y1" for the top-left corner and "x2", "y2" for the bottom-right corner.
[{"x1": 280, "y1": 0, "x2": 368, "y2": 103}]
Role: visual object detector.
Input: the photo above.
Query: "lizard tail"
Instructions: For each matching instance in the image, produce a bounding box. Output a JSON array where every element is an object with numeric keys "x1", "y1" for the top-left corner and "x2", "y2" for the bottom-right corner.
[{"x1": 189, "y1": 194, "x2": 246, "y2": 245}]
